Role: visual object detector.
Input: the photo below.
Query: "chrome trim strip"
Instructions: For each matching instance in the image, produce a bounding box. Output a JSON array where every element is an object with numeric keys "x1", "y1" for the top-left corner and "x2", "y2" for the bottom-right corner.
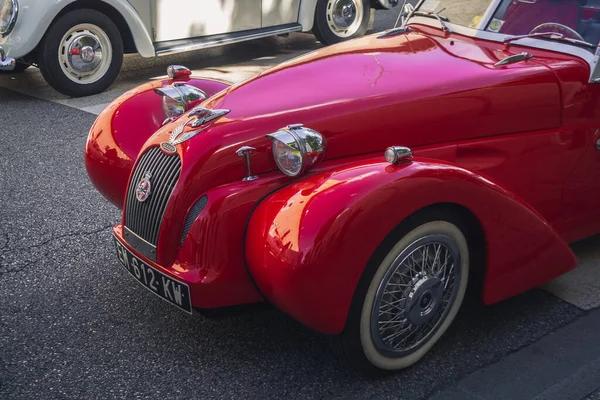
[
  {"x1": 406, "y1": 16, "x2": 595, "y2": 65},
  {"x1": 406, "y1": 0, "x2": 600, "y2": 82},
  {"x1": 155, "y1": 24, "x2": 303, "y2": 56},
  {"x1": 476, "y1": 0, "x2": 503, "y2": 31}
]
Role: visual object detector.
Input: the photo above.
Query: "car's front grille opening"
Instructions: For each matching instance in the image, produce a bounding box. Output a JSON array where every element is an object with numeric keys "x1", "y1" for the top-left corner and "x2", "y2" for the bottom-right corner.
[{"x1": 124, "y1": 147, "x2": 182, "y2": 250}]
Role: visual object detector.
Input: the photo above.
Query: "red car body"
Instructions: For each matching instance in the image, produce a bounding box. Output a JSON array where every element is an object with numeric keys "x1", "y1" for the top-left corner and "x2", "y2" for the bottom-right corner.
[{"x1": 86, "y1": 12, "x2": 600, "y2": 339}]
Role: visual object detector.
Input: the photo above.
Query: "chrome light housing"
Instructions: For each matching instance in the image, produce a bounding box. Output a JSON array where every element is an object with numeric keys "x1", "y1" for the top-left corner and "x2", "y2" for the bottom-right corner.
[
  {"x1": 385, "y1": 146, "x2": 413, "y2": 164},
  {"x1": 0, "y1": 0, "x2": 18, "y2": 37},
  {"x1": 154, "y1": 82, "x2": 207, "y2": 123},
  {"x1": 266, "y1": 124, "x2": 326, "y2": 177}
]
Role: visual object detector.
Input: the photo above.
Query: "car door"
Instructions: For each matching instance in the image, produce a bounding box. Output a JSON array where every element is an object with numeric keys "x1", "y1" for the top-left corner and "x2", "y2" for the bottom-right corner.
[
  {"x1": 152, "y1": 0, "x2": 262, "y2": 42},
  {"x1": 261, "y1": 0, "x2": 301, "y2": 27},
  {"x1": 562, "y1": 127, "x2": 600, "y2": 221}
]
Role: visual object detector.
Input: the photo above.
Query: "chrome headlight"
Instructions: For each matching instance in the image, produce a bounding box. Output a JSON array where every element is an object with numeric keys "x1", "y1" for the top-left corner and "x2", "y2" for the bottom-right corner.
[
  {"x1": 154, "y1": 82, "x2": 207, "y2": 123},
  {"x1": 0, "y1": 0, "x2": 17, "y2": 37},
  {"x1": 266, "y1": 124, "x2": 326, "y2": 177}
]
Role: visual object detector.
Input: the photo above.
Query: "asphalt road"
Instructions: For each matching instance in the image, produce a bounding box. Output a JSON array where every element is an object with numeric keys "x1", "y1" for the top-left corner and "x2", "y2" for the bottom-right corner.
[{"x1": 0, "y1": 6, "x2": 599, "y2": 400}]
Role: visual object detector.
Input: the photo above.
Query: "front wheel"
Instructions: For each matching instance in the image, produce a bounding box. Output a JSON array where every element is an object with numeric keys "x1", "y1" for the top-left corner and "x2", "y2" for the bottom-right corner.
[
  {"x1": 313, "y1": 0, "x2": 372, "y2": 45},
  {"x1": 328, "y1": 218, "x2": 470, "y2": 376},
  {"x1": 38, "y1": 9, "x2": 124, "y2": 97}
]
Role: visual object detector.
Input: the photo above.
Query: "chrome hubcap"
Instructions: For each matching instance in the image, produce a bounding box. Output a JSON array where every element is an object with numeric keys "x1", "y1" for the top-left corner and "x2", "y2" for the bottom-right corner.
[
  {"x1": 59, "y1": 24, "x2": 112, "y2": 85},
  {"x1": 326, "y1": 0, "x2": 363, "y2": 37},
  {"x1": 371, "y1": 235, "x2": 461, "y2": 357}
]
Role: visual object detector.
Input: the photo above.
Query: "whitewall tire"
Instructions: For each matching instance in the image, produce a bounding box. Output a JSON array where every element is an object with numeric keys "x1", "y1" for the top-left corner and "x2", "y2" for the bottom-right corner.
[{"x1": 329, "y1": 217, "x2": 470, "y2": 376}]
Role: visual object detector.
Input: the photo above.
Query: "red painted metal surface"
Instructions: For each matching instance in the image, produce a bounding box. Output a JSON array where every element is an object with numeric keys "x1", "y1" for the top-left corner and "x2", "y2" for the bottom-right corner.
[
  {"x1": 86, "y1": 24, "x2": 600, "y2": 328},
  {"x1": 245, "y1": 158, "x2": 578, "y2": 334},
  {"x1": 84, "y1": 77, "x2": 230, "y2": 208},
  {"x1": 583, "y1": 5, "x2": 600, "y2": 20},
  {"x1": 136, "y1": 29, "x2": 566, "y2": 269}
]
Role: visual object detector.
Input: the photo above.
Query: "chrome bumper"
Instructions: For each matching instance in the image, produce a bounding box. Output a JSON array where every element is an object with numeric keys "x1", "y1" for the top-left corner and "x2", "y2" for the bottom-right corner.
[{"x1": 0, "y1": 46, "x2": 16, "y2": 72}]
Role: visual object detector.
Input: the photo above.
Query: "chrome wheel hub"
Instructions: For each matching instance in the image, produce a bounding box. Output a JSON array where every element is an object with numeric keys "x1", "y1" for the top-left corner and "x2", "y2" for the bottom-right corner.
[
  {"x1": 326, "y1": 0, "x2": 363, "y2": 37},
  {"x1": 59, "y1": 24, "x2": 112, "y2": 85},
  {"x1": 405, "y1": 276, "x2": 443, "y2": 325},
  {"x1": 371, "y1": 235, "x2": 461, "y2": 357}
]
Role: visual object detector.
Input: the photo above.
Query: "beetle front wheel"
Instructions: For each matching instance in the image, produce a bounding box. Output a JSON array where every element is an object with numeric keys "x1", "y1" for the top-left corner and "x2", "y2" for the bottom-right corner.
[
  {"x1": 38, "y1": 9, "x2": 124, "y2": 97},
  {"x1": 328, "y1": 219, "x2": 469, "y2": 376},
  {"x1": 313, "y1": 0, "x2": 372, "y2": 45}
]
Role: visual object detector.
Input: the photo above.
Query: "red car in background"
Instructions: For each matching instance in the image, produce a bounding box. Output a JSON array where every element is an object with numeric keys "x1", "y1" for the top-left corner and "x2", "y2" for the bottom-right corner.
[{"x1": 85, "y1": 0, "x2": 600, "y2": 376}]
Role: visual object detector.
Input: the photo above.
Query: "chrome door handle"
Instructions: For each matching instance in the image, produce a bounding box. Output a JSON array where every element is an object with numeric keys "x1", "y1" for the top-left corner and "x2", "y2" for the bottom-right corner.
[{"x1": 494, "y1": 52, "x2": 533, "y2": 67}]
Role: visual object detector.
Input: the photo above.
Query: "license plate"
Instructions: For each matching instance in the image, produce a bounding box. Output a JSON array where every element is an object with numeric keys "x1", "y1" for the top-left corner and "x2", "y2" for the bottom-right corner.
[{"x1": 113, "y1": 235, "x2": 192, "y2": 314}]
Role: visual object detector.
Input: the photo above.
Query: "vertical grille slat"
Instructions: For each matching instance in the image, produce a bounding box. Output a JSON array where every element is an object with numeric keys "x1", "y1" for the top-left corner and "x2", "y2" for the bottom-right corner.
[
  {"x1": 140, "y1": 154, "x2": 172, "y2": 241},
  {"x1": 148, "y1": 157, "x2": 180, "y2": 243},
  {"x1": 126, "y1": 147, "x2": 159, "y2": 232},
  {"x1": 124, "y1": 147, "x2": 182, "y2": 251}
]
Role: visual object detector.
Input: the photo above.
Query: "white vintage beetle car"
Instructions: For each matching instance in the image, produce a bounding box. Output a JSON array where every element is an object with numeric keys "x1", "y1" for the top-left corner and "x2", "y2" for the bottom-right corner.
[{"x1": 0, "y1": 0, "x2": 398, "y2": 97}]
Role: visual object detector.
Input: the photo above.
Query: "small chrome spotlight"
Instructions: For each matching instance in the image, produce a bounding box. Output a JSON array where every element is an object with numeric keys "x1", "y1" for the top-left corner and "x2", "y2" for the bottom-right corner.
[{"x1": 385, "y1": 146, "x2": 413, "y2": 164}]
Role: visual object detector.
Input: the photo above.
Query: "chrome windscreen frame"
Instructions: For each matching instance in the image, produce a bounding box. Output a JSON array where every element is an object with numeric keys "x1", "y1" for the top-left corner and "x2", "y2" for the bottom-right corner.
[{"x1": 405, "y1": 0, "x2": 600, "y2": 83}]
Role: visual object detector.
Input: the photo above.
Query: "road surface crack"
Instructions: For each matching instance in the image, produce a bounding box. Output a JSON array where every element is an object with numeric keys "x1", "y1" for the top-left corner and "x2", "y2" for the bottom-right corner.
[{"x1": 0, "y1": 224, "x2": 113, "y2": 276}]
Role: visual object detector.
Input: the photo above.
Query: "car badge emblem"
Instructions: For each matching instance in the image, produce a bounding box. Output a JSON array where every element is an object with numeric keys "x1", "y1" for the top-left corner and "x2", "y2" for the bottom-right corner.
[
  {"x1": 135, "y1": 172, "x2": 152, "y2": 202},
  {"x1": 160, "y1": 142, "x2": 177, "y2": 155},
  {"x1": 160, "y1": 107, "x2": 230, "y2": 152}
]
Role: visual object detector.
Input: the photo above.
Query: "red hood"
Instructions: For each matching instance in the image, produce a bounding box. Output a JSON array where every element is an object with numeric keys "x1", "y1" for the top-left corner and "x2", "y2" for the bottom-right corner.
[
  {"x1": 154, "y1": 25, "x2": 561, "y2": 176},
  {"x1": 142, "y1": 25, "x2": 565, "y2": 264}
]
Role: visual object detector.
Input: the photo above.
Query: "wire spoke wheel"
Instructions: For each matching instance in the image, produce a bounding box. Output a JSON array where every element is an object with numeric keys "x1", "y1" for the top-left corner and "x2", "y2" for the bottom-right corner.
[{"x1": 371, "y1": 235, "x2": 462, "y2": 357}]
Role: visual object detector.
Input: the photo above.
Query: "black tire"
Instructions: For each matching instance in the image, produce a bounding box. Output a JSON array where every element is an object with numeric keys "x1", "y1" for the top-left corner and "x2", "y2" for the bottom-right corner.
[
  {"x1": 328, "y1": 210, "x2": 471, "y2": 377},
  {"x1": 38, "y1": 9, "x2": 123, "y2": 97},
  {"x1": 313, "y1": 0, "x2": 372, "y2": 45},
  {"x1": 0, "y1": 61, "x2": 30, "y2": 74}
]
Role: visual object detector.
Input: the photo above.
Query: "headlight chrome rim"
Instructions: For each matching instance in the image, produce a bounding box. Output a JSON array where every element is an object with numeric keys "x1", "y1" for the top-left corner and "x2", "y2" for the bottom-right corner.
[
  {"x1": 266, "y1": 123, "x2": 327, "y2": 177},
  {"x1": 0, "y1": 0, "x2": 18, "y2": 37},
  {"x1": 154, "y1": 82, "x2": 207, "y2": 123}
]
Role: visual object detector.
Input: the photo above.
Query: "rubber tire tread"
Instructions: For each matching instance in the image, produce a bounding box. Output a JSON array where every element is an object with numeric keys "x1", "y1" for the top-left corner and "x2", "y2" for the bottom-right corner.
[
  {"x1": 327, "y1": 208, "x2": 472, "y2": 377},
  {"x1": 313, "y1": 0, "x2": 372, "y2": 45},
  {"x1": 38, "y1": 9, "x2": 123, "y2": 97}
]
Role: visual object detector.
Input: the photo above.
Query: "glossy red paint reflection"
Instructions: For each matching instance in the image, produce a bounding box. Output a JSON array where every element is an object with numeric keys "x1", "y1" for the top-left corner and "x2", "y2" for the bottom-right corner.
[
  {"x1": 86, "y1": 24, "x2": 600, "y2": 331},
  {"x1": 245, "y1": 158, "x2": 578, "y2": 334},
  {"x1": 84, "y1": 77, "x2": 230, "y2": 207}
]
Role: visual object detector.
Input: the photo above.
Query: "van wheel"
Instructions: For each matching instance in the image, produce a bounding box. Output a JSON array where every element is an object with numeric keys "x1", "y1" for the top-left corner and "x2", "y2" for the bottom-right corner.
[
  {"x1": 328, "y1": 217, "x2": 470, "y2": 376},
  {"x1": 38, "y1": 9, "x2": 123, "y2": 97},
  {"x1": 313, "y1": 0, "x2": 372, "y2": 45}
]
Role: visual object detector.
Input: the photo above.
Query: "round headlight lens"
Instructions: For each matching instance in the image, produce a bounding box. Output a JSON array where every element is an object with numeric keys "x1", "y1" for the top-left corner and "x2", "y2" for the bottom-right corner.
[
  {"x1": 0, "y1": 0, "x2": 17, "y2": 37},
  {"x1": 267, "y1": 124, "x2": 326, "y2": 177},
  {"x1": 161, "y1": 95, "x2": 185, "y2": 119},
  {"x1": 272, "y1": 133, "x2": 304, "y2": 176},
  {"x1": 154, "y1": 81, "x2": 207, "y2": 123}
]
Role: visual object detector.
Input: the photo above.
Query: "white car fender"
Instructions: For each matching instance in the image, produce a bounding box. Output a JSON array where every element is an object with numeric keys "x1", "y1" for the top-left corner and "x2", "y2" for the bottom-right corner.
[
  {"x1": 298, "y1": 0, "x2": 319, "y2": 32},
  {"x1": 0, "y1": 0, "x2": 155, "y2": 60},
  {"x1": 100, "y1": 0, "x2": 155, "y2": 57}
]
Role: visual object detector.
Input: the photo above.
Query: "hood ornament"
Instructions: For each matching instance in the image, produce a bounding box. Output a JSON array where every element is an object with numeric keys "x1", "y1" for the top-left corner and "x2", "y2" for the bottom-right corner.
[{"x1": 160, "y1": 107, "x2": 230, "y2": 154}]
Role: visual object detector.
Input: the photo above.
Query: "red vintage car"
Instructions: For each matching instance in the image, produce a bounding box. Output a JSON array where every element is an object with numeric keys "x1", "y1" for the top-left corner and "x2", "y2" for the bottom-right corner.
[{"x1": 85, "y1": 0, "x2": 600, "y2": 375}]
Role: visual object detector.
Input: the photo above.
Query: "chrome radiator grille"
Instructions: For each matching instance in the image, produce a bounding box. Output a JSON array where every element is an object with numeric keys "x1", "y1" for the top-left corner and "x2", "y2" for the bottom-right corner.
[{"x1": 124, "y1": 147, "x2": 181, "y2": 255}]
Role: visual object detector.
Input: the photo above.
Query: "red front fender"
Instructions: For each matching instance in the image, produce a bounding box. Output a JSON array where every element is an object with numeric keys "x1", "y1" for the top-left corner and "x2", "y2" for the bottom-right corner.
[
  {"x1": 84, "y1": 77, "x2": 230, "y2": 208},
  {"x1": 244, "y1": 157, "x2": 577, "y2": 335}
]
